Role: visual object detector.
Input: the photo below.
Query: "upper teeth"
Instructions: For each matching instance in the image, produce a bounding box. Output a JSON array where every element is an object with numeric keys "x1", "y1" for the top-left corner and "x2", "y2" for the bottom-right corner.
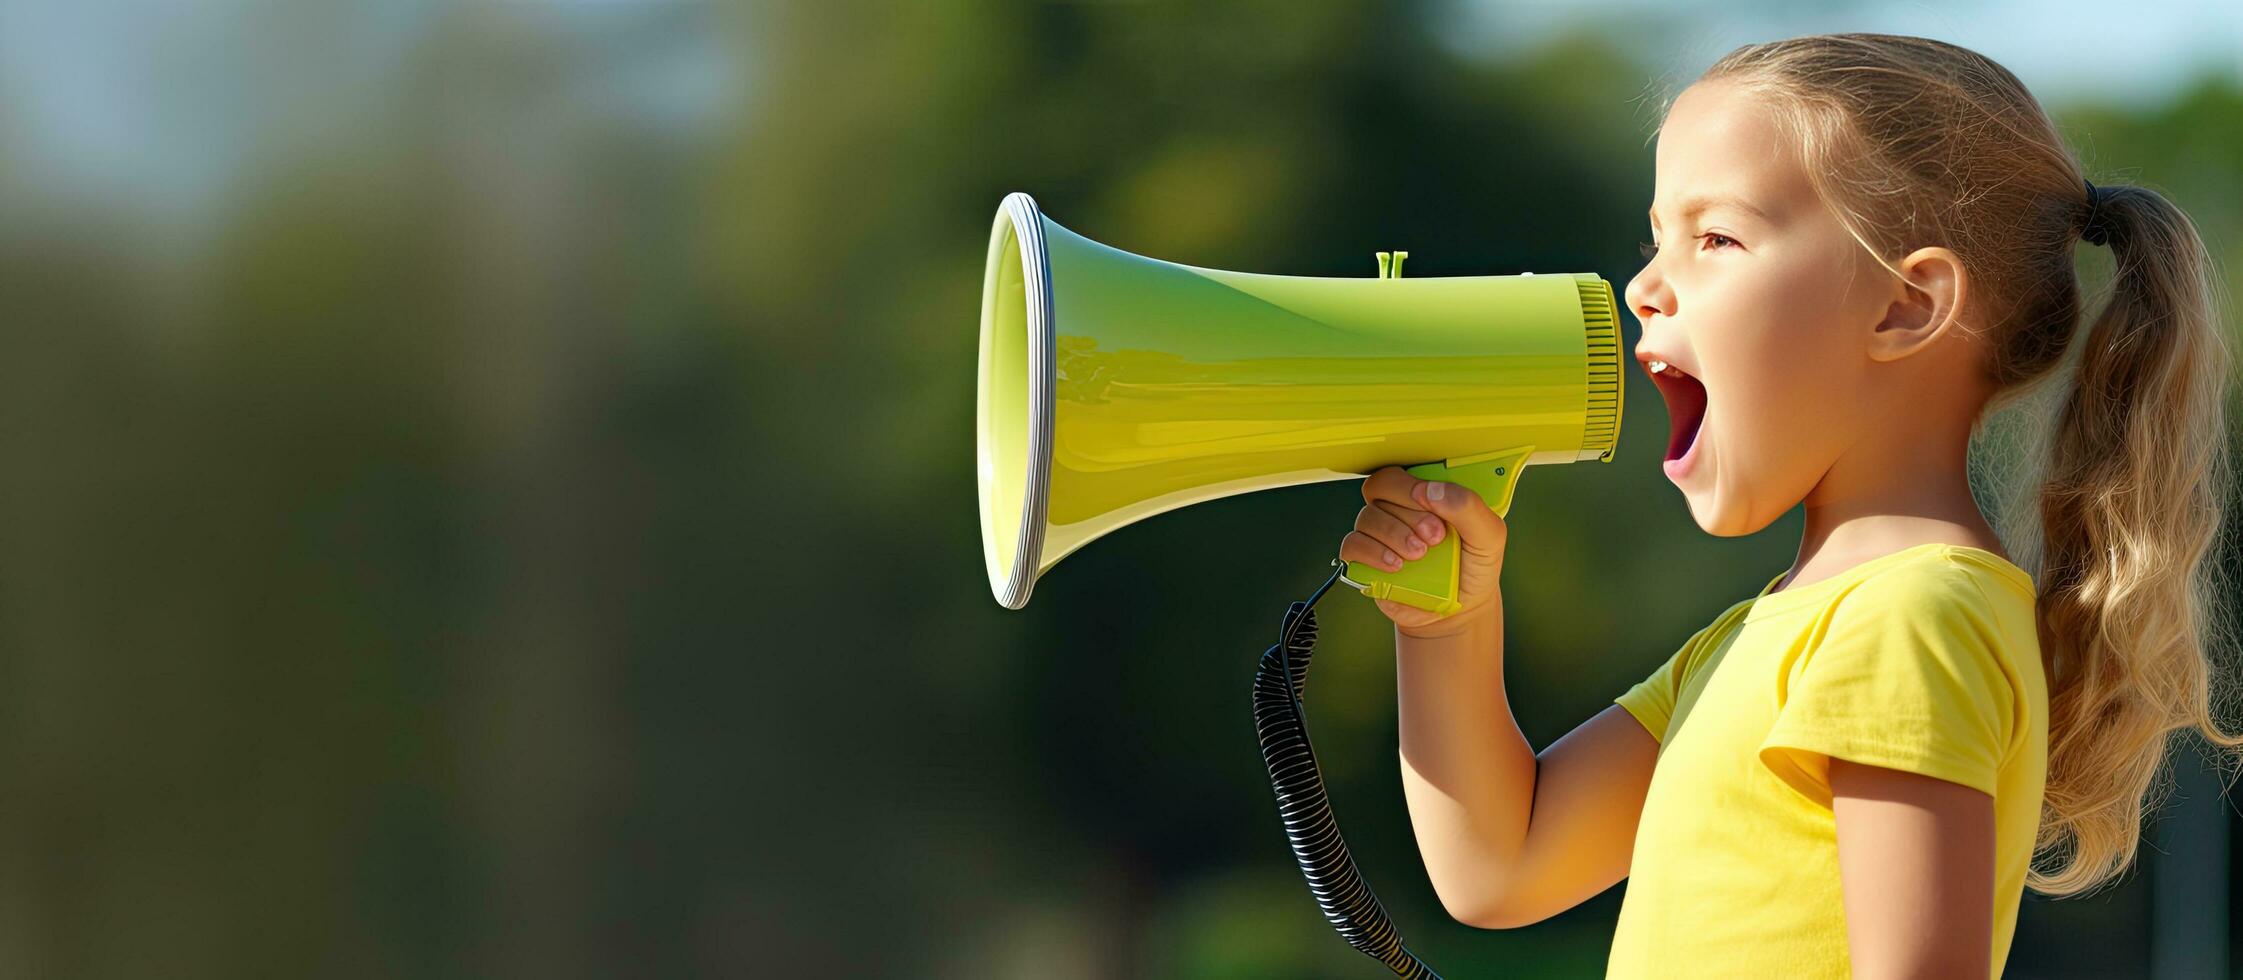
[{"x1": 1649, "y1": 359, "x2": 1670, "y2": 375}]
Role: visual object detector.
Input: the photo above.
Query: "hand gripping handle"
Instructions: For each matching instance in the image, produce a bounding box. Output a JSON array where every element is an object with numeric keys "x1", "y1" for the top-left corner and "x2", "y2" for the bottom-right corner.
[{"x1": 1337, "y1": 445, "x2": 1532, "y2": 617}]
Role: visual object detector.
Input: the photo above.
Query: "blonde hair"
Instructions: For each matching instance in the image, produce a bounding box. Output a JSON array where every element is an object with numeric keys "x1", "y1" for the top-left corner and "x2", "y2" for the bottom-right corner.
[{"x1": 1666, "y1": 33, "x2": 2242, "y2": 897}]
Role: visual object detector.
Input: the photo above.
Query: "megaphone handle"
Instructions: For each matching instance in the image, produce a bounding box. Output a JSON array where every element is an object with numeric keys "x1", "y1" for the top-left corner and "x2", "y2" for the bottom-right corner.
[{"x1": 1339, "y1": 446, "x2": 1534, "y2": 617}]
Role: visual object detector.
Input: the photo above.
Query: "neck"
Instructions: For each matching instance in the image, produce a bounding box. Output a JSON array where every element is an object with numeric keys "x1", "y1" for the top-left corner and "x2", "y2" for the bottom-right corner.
[{"x1": 1785, "y1": 410, "x2": 2004, "y2": 590}]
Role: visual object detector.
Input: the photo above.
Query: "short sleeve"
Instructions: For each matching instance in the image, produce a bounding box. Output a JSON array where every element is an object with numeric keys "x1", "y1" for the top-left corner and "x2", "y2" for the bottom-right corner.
[
  {"x1": 1757, "y1": 564, "x2": 2021, "y2": 807},
  {"x1": 1615, "y1": 618, "x2": 1719, "y2": 745}
]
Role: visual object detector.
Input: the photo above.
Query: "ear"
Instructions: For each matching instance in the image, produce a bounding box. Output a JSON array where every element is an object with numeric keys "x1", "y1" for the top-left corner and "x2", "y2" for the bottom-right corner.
[{"x1": 1868, "y1": 246, "x2": 1968, "y2": 364}]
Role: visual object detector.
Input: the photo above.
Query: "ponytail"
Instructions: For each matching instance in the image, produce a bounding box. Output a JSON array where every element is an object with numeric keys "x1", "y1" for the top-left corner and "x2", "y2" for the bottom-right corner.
[{"x1": 2027, "y1": 179, "x2": 2243, "y2": 896}]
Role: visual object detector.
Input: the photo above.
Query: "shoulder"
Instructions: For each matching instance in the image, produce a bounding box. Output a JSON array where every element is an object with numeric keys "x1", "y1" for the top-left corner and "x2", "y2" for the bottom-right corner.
[
  {"x1": 1806, "y1": 548, "x2": 2035, "y2": 705},
  {"x1": 1765, "y1": 547, "x2": 2038, "y2": 798},
  {"x1": 1828, "y1": 546, "x2": 2029, "y2": 625}
]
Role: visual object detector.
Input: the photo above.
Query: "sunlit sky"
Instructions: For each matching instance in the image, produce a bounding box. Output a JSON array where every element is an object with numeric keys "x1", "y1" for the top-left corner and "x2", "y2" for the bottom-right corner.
[
  {"x1": 1, "y1": 1, "x2": 2234, "y2": 232},
  {"x1": 1442, "y1": 0, "x2": 2242, "y2": 108}
]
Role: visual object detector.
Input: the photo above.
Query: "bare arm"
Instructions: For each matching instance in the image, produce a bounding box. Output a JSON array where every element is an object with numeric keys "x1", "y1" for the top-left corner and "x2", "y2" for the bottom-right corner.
[
  {"x1": 1340, "y1": 467, "x2": 1662, "y2": 930},
  {"x1": 1396, "y1": 604, "x2": 1661, "y2": 929},
  {"x1": 1832, "y1": 759, "x2": 1994, "y2": 978}
]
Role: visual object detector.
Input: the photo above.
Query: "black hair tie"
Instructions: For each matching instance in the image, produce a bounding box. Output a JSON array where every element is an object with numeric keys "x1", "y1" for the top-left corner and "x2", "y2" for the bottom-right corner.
[{"x1": 2080, "y1": 179, "x2": 2114, "y2": 247}]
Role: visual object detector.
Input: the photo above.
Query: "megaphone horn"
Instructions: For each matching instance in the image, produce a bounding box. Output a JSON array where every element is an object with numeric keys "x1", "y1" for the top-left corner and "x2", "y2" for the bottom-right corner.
[{"x1": 977, "y1": 192, "x2": 1622, "y2": 611}]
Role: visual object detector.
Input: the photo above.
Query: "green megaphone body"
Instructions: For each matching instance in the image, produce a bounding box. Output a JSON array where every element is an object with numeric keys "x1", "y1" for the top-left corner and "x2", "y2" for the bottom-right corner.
[{"x1": 978, "y1": 192, "x2": 1623, "y2": 614}]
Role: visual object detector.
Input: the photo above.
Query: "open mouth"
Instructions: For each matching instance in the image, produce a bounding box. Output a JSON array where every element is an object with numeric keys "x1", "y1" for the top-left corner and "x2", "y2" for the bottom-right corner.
[{"x1": 1648, "y1": 362, "x2": 1707, "y2": 463}]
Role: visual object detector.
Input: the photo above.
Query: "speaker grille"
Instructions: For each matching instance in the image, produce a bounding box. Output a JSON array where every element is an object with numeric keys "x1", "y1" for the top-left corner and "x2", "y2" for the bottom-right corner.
[{"x1": 1577, "y1": 276, "x2": 1620, "y2": 462}]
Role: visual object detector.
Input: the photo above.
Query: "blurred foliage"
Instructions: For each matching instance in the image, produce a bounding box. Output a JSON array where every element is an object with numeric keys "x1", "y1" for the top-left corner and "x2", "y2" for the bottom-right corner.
[{"x1": 0, "y1": 2, "x2": 2237, "y2": 977}]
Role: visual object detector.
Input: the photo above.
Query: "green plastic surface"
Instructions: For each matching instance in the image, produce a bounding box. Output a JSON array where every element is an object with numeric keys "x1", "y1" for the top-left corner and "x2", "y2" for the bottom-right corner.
[{"x1": 975, "y1": 193, "x2": 1622, "y2": 610}]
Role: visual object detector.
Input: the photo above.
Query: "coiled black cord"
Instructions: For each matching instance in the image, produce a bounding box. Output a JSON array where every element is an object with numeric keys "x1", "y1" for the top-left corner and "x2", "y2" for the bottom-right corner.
[{"x1": 1253, "y1": 559, "x2": 1442, "y2": 978}]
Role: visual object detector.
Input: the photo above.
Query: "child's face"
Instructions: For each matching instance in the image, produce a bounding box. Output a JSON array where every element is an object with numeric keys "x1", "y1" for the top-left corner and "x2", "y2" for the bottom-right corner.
[{"x1": 1625, "y1": 80, "x2": 1901, "y2": 537}]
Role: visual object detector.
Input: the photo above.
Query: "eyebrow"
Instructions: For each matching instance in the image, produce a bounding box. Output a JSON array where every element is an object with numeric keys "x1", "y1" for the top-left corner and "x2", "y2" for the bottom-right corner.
[{"x1": 1648, "y1": 194, "x2": 1771, "y2": 225}]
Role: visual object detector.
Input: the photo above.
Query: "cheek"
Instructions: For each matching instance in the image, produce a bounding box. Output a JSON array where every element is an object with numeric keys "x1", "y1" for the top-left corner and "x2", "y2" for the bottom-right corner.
[
  {"x1": 1710, "y1": 259, "x2": 1863, "y2": 422},
  {"x1": 1695, "y1": 265, "x2": 1863, "y2": 527}
]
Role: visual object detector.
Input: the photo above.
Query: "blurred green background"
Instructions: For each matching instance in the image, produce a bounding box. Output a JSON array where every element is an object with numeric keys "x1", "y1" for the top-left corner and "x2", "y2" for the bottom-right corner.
[{"x1": 2, "y1": 1, "x2": 2240, "y2": 977}]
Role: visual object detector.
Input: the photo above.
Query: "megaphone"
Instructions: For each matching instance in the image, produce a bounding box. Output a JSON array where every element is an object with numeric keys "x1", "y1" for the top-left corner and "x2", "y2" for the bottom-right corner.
[{"x1": 977, "y1": 191, "x2": 1623, "y2": 613}]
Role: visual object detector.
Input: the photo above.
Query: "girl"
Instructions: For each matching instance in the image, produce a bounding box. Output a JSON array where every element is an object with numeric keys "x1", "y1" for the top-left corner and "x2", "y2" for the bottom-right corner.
[{"x1": 1336, "y1": 33, "x2": 2239, "y2": 978}]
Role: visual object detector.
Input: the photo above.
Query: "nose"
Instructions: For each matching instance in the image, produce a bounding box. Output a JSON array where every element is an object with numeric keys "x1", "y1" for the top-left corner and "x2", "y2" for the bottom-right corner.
[{"x1": 1625, "y1": 260, "x2": 1672, "y2": 325}]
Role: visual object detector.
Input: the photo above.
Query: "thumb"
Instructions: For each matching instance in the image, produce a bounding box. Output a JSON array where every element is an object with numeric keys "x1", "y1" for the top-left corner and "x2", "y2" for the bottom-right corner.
[{"x1": 1410, "y1": 480, "x2": 1506, "y2": 557}]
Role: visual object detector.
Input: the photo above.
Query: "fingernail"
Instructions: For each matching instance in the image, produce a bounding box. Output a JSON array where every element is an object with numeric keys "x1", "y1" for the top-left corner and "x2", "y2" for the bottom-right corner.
[
  {"x1": 1383, "y1": 548, "x2": 1401, "y2": 567},
  {"x1": 1419, "y1": 520, "x2": 1443, "y2": 543},
  {"x1": 1404, "y1": 537, "x2": 1426, "y2": 557},
  {"x1": 1427, "y1": 482, "x2": 1446, "y2": 501}
]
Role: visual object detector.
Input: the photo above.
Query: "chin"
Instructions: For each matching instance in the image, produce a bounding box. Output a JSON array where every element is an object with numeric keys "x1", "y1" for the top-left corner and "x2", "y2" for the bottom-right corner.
[
  {"x1": 1683, "y1": 481, "x2": 1791, "y2": 538},
  {"x1": 1684, "y1": 496, "x2": 1746, "y2": 537},
  {"x1": 1675, "y1": 464, "x2": 1770, "y2": 537},
  {"x1": 1700, "y1": 510, "x2": 1762, "y2": 538}
]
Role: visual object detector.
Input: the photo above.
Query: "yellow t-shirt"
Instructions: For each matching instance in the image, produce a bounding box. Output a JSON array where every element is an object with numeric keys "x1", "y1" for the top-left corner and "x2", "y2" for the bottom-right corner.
[{"x1": 1606, "y1": 543, "x2": 2046, "y2": 979}]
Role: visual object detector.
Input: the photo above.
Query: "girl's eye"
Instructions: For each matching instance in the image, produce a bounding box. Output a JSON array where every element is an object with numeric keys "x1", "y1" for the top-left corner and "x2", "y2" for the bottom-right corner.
[
  {"x1": 1639, "y1": 234, "x2": 1741, "y2": 262},
  {"x1": 1641, "y1": 229, "x2": 1740, "y2": 257}
]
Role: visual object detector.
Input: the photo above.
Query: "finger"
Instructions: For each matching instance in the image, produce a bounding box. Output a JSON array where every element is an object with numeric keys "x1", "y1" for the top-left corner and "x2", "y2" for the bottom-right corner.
[
  {"x1": 1409, "y1": 480, "x2": 1508, "y2": 557},
  {"x1": 1360, "y1": 466, "x2": 1423, "y2": 508},
  {"x1": 1356, "y1": 503, "x2": 1431, "y2": 560},
  {"x1": 1363, "y1": 467, "x2": 1444, "y2": 543},
  {"x1": 1339, "y1": 530, "x2": 1404, "y2": 572},
  {"x1": 1372, "y1": 498, "x2": 1446, "y2": 547}
]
